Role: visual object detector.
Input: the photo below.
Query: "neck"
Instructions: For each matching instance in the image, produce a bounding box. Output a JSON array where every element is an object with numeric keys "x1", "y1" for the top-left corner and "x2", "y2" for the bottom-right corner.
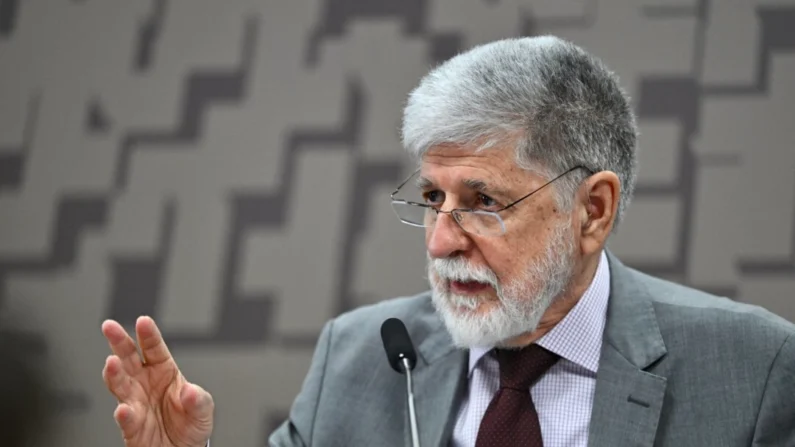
[{"x1": 500, "y1": 250, "x2": 602, "y2": 348}]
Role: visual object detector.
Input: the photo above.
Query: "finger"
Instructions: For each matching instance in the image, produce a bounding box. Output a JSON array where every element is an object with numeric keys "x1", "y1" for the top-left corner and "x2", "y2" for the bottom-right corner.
[
  {"x1": 135, "y1": 316, "x2": 173, "y2": 366},
  {"x1": 103, "y1": 355, "x2": 134, "y2": 402},
  {"x1": 113, "y1": 403, "x2": 140, "y2": 440},
  {"x1": 102, "y1": 319, "x2": 143, "y2": 375},
  {"x1": 180, "y1": 383, "x2": 215, "y2": 421}
]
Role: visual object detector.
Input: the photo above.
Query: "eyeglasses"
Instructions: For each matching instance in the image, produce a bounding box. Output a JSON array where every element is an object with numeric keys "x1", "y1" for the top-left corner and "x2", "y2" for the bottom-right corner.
[{"x1": 389, "y1": 165, "x2": 594, "y2": 237}]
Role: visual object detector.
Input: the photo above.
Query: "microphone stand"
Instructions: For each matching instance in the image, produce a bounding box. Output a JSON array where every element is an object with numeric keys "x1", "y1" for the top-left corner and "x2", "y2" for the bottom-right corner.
[{"x1": 401, "y1": 356, "x2": 421, "y2": 447}]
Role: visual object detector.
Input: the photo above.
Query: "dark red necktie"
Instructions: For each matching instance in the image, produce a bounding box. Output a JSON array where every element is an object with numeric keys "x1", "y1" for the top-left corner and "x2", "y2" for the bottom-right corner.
[{"x1": 474, "y1": 344, "x2": 561, "y2": 447}]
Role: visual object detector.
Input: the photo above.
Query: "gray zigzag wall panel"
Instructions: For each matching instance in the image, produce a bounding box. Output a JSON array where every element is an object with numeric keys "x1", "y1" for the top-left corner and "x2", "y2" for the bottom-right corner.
[{"x1": 0, "y1": 1, "x2": 793, "y2": 445}]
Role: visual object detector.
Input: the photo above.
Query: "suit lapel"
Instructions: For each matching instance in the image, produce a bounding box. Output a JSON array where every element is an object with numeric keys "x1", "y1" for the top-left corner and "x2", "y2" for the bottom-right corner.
[
  {"x1": 589, "y1": 252, "x2": 668, "y2": 447},
  {"x1": 413, "y1": 348, "x2": 468, "y2": 447},
  {"x1": 410, "y1": 301, "x2": 468, "y2": 447},
  {"x1": 588, "y1": 344, "x2": 667, "y2": 446}
]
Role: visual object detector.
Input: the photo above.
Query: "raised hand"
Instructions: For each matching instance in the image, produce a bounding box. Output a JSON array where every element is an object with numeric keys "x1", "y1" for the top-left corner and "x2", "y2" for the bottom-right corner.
[{"x1": 101, "y1": 316, "x2": 214, "y2": 447}]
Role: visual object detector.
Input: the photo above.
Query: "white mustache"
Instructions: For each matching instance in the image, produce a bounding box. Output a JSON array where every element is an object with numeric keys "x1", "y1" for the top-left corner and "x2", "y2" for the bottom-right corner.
[{"x1": 430, "y1": 257, "x2": 499, "y2": 288}]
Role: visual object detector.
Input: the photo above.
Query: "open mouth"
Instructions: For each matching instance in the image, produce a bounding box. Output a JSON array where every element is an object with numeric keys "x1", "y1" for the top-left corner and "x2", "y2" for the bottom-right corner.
[{"x1": 449, "y1": 280, "x2": 491, "y2": 295}]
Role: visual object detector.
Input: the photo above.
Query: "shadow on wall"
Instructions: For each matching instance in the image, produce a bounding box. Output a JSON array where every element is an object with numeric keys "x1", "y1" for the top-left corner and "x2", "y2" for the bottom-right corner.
[{"x1": 0, "y1": 307, "x2": 54, "y2": 447}]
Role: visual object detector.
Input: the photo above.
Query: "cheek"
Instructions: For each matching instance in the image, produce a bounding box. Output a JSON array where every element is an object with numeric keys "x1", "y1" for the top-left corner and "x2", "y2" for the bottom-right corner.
[
  {"x1": 477, "y1": 239, "x2": 523, "y2": 281},
  {"x1": 486, "y1": 230, "x2": 547, "y2": 279}
]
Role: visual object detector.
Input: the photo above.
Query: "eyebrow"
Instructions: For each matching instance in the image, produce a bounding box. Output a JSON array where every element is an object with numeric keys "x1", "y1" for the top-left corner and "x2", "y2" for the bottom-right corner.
[
  {"x1": 416, "y1": 176, "x2": 511, "y2": 198},
  {"x1": 415, "y1": 176, "x2": 433, "y2": 189}
]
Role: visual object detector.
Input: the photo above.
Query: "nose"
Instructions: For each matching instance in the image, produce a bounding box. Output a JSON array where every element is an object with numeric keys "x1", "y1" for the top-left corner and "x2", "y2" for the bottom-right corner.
[{"x1": 426, "y1": 212, "x2": 473, "y2": 259}]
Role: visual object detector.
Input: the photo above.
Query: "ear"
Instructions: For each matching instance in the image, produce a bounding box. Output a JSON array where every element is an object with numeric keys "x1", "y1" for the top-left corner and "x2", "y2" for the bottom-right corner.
[{"x1": 578, "y1": 171, "x2": 620, "y2": 256}]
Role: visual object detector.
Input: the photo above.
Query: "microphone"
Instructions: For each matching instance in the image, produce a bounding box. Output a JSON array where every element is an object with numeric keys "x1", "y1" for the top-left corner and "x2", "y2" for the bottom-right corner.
[{"x1": 380, "y1": 318, "x2": 421, "y2": 447}]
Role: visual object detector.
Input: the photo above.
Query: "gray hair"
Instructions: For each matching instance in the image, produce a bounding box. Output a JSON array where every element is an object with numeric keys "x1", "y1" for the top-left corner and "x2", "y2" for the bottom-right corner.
[{"x1": 400, "y1": 35, "x2": 639, "y2": 231}]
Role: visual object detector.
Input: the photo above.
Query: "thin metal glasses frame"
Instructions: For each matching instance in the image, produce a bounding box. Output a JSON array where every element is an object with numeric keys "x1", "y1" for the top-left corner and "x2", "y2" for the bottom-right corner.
[{"x1": 389, "y1": 165, "x2": 595, "y2": 233}]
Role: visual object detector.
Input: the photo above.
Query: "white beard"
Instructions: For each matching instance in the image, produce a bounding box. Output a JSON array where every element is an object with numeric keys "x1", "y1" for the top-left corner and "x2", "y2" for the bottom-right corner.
[{"x1": 427, "y1": 219, "x2": 577, "y2": 348}]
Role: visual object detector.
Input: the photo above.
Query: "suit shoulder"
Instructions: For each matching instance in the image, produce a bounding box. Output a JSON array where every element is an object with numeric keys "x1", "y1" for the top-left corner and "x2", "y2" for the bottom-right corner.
[
  {"x1": 332, "y1": 291, "x2": 434, "y2": 330},
  {"x1": 324, "y1": 291, "x2": 436, "y2": 349},
  {"x1": 310, "y1": 291, "x2": 439, "y2": 373},
  {"x1": 631, "y1": 268, "x2": 795, "y2": 342}
]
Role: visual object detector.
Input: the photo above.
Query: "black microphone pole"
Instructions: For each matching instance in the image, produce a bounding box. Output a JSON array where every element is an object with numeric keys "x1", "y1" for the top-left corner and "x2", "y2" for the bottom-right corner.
[{"x1": 381, "y1": 318, "x2": 421, "y2": 447}]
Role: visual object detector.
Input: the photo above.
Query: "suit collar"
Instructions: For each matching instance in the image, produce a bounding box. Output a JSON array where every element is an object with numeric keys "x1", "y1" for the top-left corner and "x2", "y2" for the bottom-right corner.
[
  {"x1": 587, "y1": 250, "x2": 669, "y2": 446},
  {"x1": 602, "y1": 250, "x2": 667, "y2": 368}
]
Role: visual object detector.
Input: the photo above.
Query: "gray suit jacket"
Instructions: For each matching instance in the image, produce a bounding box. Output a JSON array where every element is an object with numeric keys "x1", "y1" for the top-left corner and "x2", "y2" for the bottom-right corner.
[{"x1": 269, "y1": 252, "x2": 795, "y2": 446}]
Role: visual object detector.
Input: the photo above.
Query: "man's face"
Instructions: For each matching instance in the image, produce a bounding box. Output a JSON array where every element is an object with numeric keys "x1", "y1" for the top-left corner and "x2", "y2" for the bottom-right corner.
[{"x1": 421, "y1": 144, "x2": 580, "y2": 348}]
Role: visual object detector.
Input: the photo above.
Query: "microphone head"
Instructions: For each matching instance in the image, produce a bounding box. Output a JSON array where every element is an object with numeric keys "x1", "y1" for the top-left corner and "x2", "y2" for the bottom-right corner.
[{"x1": 380, "y1": 318, "x2": 417, "y2": 373}]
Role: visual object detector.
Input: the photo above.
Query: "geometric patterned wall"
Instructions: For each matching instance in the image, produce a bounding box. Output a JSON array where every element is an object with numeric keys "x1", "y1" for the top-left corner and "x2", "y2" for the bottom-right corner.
[{"x1": 0, "y1": 1, "x2": 793, "y2": 445}]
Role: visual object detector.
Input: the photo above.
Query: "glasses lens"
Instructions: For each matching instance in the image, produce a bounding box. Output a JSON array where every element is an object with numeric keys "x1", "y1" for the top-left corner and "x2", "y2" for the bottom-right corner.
[
  {"x1": 391, "y1": 202, "x2": 435, "y2": 227},
  {"x1": 453, "y1": 210, "x2": 505, "y2": 236}
]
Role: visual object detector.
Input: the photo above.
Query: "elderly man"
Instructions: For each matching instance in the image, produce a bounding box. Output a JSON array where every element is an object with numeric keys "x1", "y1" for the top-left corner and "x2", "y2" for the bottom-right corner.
[{"x1": 101, "y1": 36, "x2": 795, "y2": 447}]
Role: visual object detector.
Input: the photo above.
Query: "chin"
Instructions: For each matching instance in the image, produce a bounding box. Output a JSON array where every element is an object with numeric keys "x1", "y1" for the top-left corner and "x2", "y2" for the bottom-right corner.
[
  {"x1": 432, "y1": 296, "x2": 513, "y2": 347},
  {"x1": 436, "y1": 289, "x2": 495, "y2": 313},
  {"x1": 431, "y1": 287, "x2": 549, "y2": 349},
  {"x1": 450, "y1": 299, "x2": 497, "y2": 316},
  {"x1": 441, "y1": 314, "x2": 531, "y2": 349}
]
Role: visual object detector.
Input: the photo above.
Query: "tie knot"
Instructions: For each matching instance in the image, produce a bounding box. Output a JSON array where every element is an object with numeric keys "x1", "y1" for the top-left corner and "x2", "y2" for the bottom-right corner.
[{"x1": 494, "y1": 344, "x2": 560, "y2": 391}]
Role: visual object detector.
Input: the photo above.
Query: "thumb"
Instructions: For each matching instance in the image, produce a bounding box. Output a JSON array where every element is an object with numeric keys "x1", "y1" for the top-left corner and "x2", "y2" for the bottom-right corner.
[{"x1": 180, "y1": 383, "x2": 214, "y2": 420}]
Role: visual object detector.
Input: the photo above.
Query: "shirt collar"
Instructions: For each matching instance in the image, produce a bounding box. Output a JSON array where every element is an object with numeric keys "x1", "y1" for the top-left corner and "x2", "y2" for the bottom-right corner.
[{"x1": 468, "y1": 250, "x2": 610, "y2": 374}]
